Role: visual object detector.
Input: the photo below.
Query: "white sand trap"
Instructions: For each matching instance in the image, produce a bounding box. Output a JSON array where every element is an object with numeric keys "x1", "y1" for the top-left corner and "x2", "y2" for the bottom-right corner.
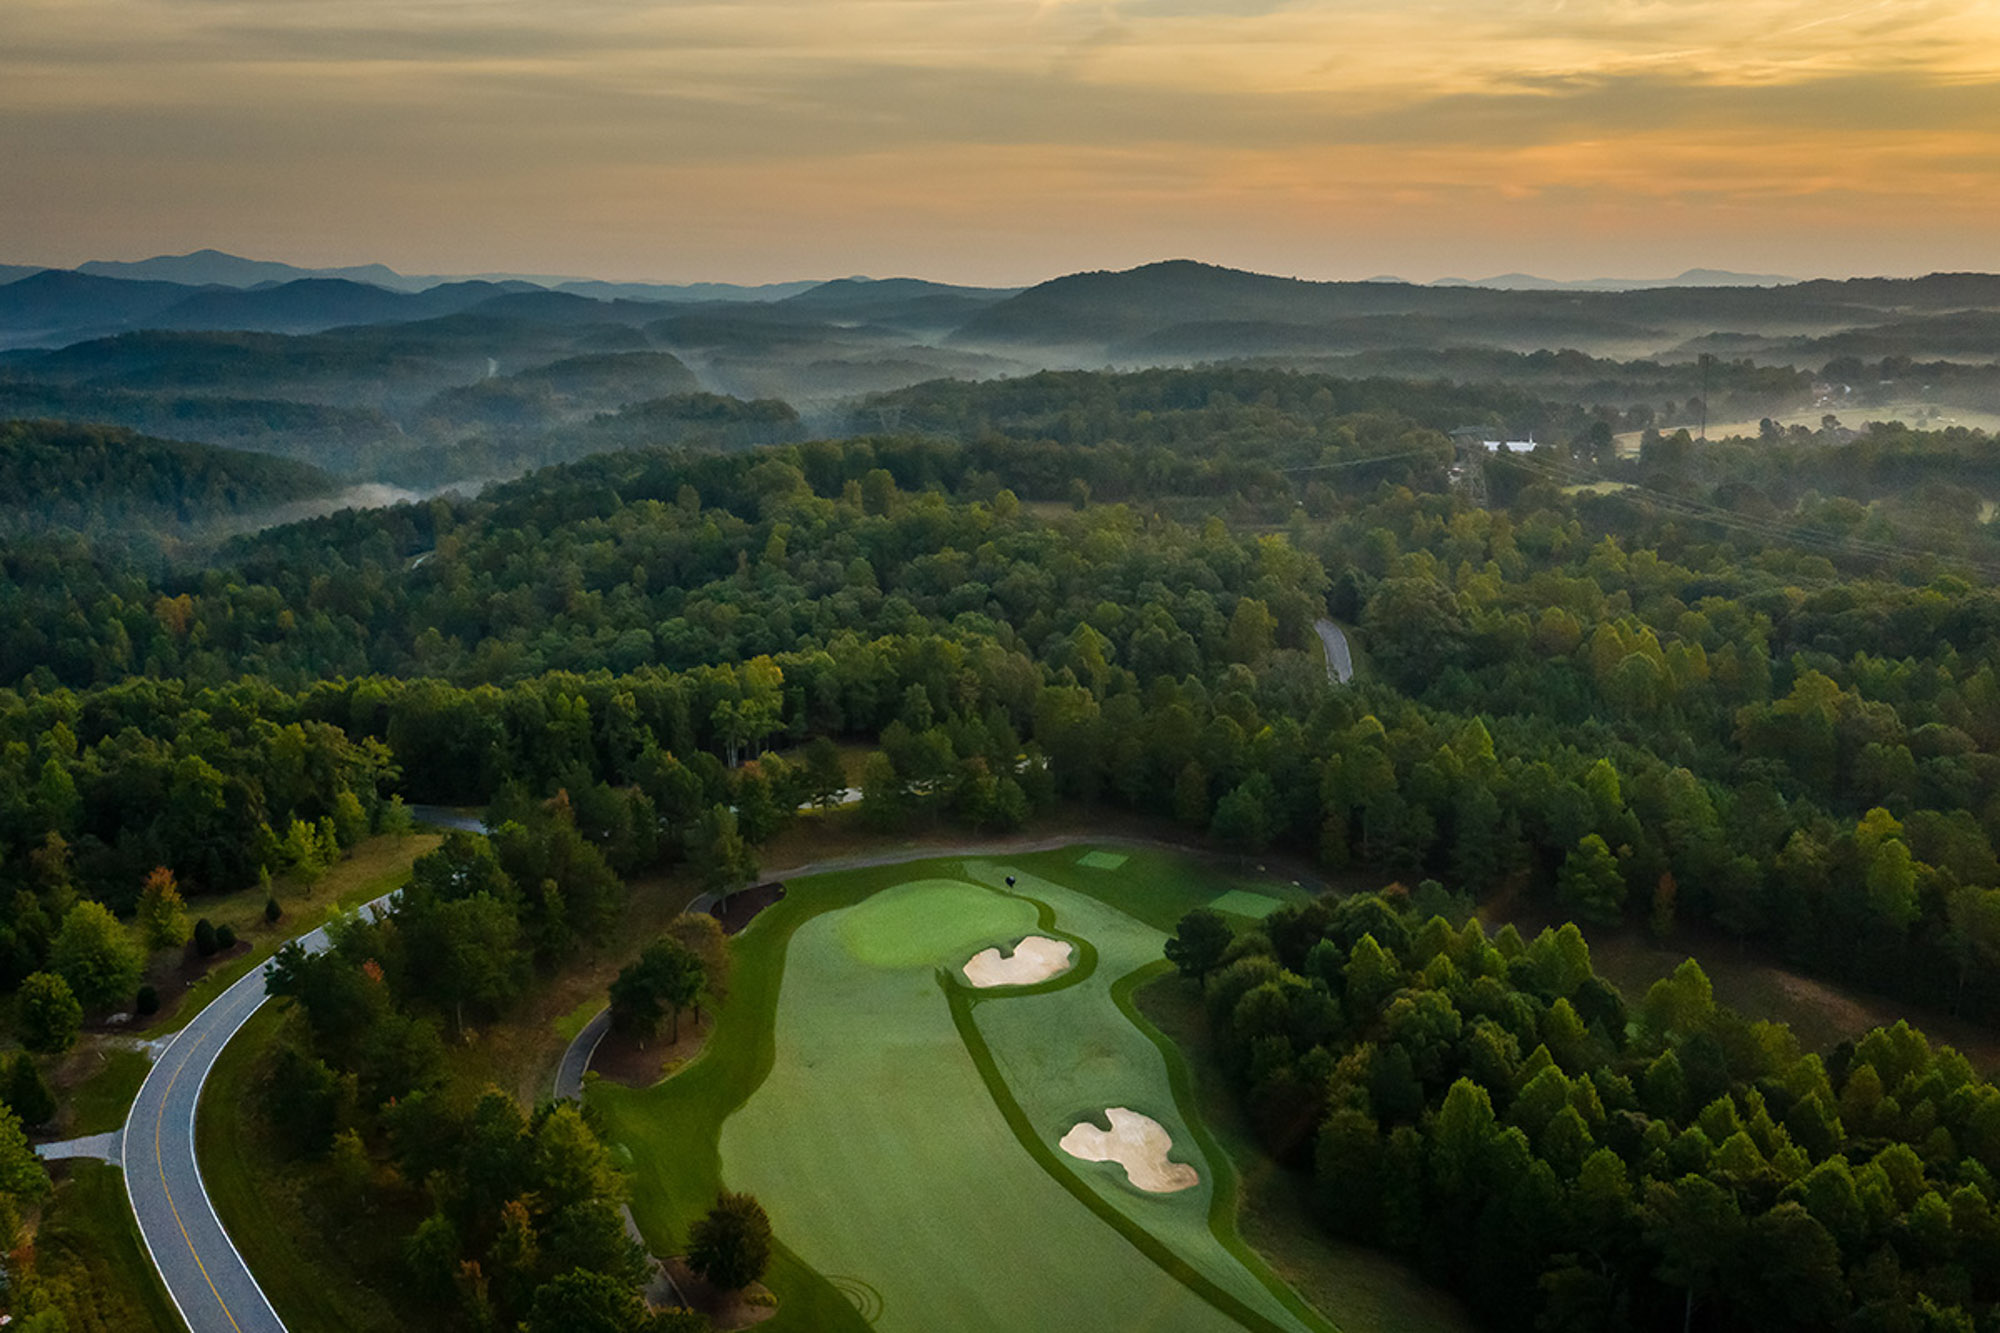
[
  {"x1": 961, "y1": 935, "x2": 1074, "y2": 987},
  {"x1": 1059, "y1": 1108, "x2": 1200, "y2": 1193}
]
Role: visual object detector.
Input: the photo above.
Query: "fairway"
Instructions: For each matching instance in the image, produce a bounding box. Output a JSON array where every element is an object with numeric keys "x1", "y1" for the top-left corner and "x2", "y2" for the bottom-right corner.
[{"x1": 597, "y1": 847, "x2": 1331, "y2": 1333}]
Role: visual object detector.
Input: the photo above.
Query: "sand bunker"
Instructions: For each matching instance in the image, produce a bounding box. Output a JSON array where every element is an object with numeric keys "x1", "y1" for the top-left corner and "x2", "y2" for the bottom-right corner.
[
  {"x1": 1059, "y1": 1108, "x2": 1200, "y2": 1193},
  {"x1": 962, "y1": 935, "x2": 1074, "y2": 988}
]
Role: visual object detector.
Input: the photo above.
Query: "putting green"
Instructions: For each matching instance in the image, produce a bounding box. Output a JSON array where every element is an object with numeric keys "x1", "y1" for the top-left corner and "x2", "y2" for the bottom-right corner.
[
  {"x1": 598, "y1": 850, "x2": 1332, "y2": 1333},
  {"x1": 834, "y1": 877, "x2": 1036, "y2": 969}
]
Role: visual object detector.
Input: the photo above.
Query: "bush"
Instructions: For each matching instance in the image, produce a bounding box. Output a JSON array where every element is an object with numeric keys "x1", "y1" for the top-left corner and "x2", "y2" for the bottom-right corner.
[
  {"x1": 193, "y1": 918, "x2": 219, "y2": 957},
  {"x1": 215, "y1": 925, "x2": 237, "y2": 951},
  {"x1": 1, "y1": 1054, "x2": 56, "y2": 1128},
  {"x1": 264, "y1": 896, "x2": 282, "y2": 924},
  {"x1": 18, "y1": 972, "x2": 83, "y2": 1054},
  {"x1": 135, "y1": 985, "x2": 159, "y2": 1016},
  {"x1": 51, "y1": 901, "x2": 143, "y2": 1011},
  {"x1": 688, "y1": 1191, "x2": 772, "y2": 1292}
]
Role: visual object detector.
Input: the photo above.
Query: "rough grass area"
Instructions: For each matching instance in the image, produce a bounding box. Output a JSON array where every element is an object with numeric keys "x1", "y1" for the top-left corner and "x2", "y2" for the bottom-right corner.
[
  {"x1": 1136, "y1": 976, "x2": 1482, "y2": 1333},
  {"x1": 592, "y1": 867, "x2": 885, "y2": 1333},
  {"x1": 62, "y1": 1046, "x2": 153, "y2": 1136},
  {"x1": 145, "y1": 832, "x2": 441, "y2": 1037},
  {"x1": 196, "y1": 1004, "x2": 413, "y2": 1333},
  {"x1": 30, "y1": 1160, "x2": 184, "y2": 1333}
]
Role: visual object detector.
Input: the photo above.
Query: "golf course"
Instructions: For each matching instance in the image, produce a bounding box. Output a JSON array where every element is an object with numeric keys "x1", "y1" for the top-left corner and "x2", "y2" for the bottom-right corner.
[{"x1": 591, "y1": 844, "x2": 1335, "y2": 1332}]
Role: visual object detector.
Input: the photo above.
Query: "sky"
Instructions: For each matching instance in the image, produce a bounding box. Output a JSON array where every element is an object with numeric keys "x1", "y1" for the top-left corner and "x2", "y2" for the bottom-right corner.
[{"x1": 4, "y1": 0, "x2": 2000, "y2": 285}]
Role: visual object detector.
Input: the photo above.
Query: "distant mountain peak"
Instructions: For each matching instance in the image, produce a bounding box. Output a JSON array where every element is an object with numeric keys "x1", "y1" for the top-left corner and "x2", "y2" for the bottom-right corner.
[{"x1": 77, "y1": 249, "x2": 413, "y2": 291}]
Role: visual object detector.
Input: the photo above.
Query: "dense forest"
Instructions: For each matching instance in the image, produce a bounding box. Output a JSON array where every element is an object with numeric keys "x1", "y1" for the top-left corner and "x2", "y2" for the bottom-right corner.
[
  {"x1": 1169, "y1": 889, "x2": 2000, "y2": 1331},
  {"x1": 6, "y1": 360, "x2": 2000, "y2": 1327},
  {"x1": 0, "y1": 419, "x2": 335, "y2": 534}
]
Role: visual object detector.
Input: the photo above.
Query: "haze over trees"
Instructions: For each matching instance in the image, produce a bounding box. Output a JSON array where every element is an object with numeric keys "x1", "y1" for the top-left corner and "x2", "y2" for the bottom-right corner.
[{"x1": 8, "y1": 322, "x2": 2000, "y2": 1326}]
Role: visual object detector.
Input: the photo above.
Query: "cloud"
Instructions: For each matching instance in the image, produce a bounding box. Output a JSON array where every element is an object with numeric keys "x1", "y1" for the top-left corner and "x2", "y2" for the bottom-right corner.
[{"x1": 4, "y1": 0, "x2": 1999, "y2": 278}]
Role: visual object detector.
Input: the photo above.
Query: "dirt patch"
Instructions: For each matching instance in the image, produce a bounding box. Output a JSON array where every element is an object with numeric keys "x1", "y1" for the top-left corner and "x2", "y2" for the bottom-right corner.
[
  {"x1": 662, "y1": 1257, "x2": 777, "y2": 1330},
  {"x1": 591, "y1": 1010, "x2": 716, "y2": 1088},
  {"x1": 962, "y1": 935, "x2": 1074, "y2": 987},
  {"x1": 711, "y1": 882, "x2": 786, "y2": 935},
  {"x1": 1060, "y1": 1108, "x2": 1199, "y2": 1193}
]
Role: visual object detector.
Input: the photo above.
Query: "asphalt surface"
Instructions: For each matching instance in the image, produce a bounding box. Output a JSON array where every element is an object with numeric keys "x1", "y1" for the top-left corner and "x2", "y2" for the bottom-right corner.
[
  {"x1": 1314, "y1": 617, "x2": 1355, "y2": 684},
  {"x1": 555, "y1": 1007, "x2": 613, "y2": 1101},
  {"x1": 124, "y1": 898, "x2": 391, "y2": 1333}
]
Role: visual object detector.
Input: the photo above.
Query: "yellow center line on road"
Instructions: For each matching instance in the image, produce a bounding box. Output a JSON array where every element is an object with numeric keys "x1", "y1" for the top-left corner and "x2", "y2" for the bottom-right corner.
[{"x1": 152, "y1": 1003, "x2": 248, "y2": 1333}]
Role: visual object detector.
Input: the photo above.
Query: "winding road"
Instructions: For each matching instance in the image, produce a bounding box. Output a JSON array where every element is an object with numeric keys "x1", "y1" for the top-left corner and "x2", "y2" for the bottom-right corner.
[
  {"x1": 1313, "y1": 617, "x2": 1354, "y2": 684},
  {"x1": 122, "y1": 894, "x2": 396, "y2": 1333}
]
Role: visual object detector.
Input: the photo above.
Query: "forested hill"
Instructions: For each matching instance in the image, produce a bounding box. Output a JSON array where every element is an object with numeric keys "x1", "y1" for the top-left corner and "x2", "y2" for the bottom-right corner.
[
  {"x1": 12, "y1": 361, "x2": 2000, "y2": 1325},
  {"x1": 0, "y1": 418, "x2": 336, "y2": 532}
]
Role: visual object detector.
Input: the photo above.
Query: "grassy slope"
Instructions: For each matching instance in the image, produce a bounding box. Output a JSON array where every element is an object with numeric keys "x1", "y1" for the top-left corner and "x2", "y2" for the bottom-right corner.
[
  {"x1": 187, "y1": 834, "x2": 448, "y2": 1333},
  {"x1": 195, "y1": 1003, "x2": 413, "y2": 1333},
  {"x1": 600, "y1": 848, "x2": 1361, "y2": 1333},
  {"x1": 592, "y1": 867, "x2": 883, "y2": 1332},
  {"x1": 1135, "y1": 978, "x2": 1481, "y2": 1333},
  {"x1": 956, "y1": 862, "x2": 1328, "y2": 1332},
  {"x1": 64, "y1": 1047, "x2": 153, "y2": 1136},
  {"x1": 197, "y1": 1000, "x2": 416, "y2": 1328},
  {"x1": 145, "y1": 832, "x2": 443, "y2": 1037},
  {"x1": 720, "y1": 872, "x2": 1248, "y2": 1333},
  {"x1": 31, "y1": 1160, "x2": 186, "y2": 1333}
]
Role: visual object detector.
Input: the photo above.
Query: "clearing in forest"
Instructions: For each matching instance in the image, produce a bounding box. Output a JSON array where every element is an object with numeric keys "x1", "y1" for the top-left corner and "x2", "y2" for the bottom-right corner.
[{"x1": 593, "y1": 847, "x2": 1333, "y2": 1333}]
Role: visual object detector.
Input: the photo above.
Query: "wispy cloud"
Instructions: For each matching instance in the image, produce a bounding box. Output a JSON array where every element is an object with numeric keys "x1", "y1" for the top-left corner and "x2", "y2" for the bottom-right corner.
[{"x1": 3, "y1": 0, "x2": 1998, "y2": 279}]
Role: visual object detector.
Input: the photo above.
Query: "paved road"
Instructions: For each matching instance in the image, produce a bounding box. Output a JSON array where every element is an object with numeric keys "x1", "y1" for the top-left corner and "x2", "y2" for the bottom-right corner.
[
  {"x1": 554, "y1": 1008, "x2": 614, "y2": 1101},
  {"x1": 1314, "y1": 617, "x2": 1355, "y2": 684},
  {"x1": 124, "y1": 897, "x2": 392, "y2": 1333}
]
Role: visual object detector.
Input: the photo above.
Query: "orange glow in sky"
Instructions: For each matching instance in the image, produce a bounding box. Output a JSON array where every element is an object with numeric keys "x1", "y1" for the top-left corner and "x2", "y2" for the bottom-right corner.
[{"x1": 4, "y1": 0, "x2": 1999, "y2": 282}]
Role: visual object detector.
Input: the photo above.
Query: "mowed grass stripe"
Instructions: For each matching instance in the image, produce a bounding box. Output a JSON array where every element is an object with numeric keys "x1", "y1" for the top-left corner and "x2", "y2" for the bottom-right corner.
[
  {"x1": 957, "y1": 866, "x2": 1330, "y2": 1332},
  {"x1": 598, "y1": 851, "x2": 1333, "y2": 1333},
  {"x1": 723, "y1": 880, "x2": 1247, "y2": 1332}
]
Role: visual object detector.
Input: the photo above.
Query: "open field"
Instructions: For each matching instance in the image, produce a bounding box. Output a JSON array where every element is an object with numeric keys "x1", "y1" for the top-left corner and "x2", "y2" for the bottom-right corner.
[
  {"x1": 61, "y1": 1046, "x2": 152, "y2": 1137},
  {"x1": 597, "y1": 847, "x2": 1347, "y2": 1333}
]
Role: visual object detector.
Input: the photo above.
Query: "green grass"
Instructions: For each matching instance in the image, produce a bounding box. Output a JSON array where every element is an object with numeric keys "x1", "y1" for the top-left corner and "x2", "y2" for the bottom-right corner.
[
  {"x1": 592, "y1": 868, "x2": 888, "y2": 1332},
  {"x1": 599, "y1": 849, "x2": 1340, "y2": 1333},
  {"x1": 146, "y1": 834, "x2": 439, "y2": 1038},
  {"x1": 554, "y1": 995, "x2": 604, "y2": 1043},
  {"x1": 196, "y1": 1004, "x2": 408, "y2": 1333},
  {"x1": 833, "y1": 876, "x2": 1038, "y2": 968},
  {"x1": 724, "y1": 873, "x2": 1251, "y2": 1332},
  {"x1": 1009, "y1": 844, "x2": 1312, "y2": 934},
  {"x1": 33, "y1": 1160, "x2": 185, "y2": 1332},
  {"x1": 955, "y1": 866, "x2": 1329, "y2": 1331},
  {"x1": 66, "y1": 1047, "x2": 153, "y2": 1136},
  {"x1": 1207, "y1": 890, "x2": 1288, "y2": 921}
]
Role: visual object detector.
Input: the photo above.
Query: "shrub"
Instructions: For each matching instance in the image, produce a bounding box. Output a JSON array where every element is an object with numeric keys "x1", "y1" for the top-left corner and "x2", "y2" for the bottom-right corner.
[
  {"x1": 18, "y1": 972, "x2": 83, "y2": 1054},
  {"x1": 264, "y1": 896, "x2": 282, "y2": 924},
  {"x1": 1, "y1": 1054, "x2": 56, "y2": 1128},
  {"x1": 215, "y1": 924, "x2": 237, "y2": 951},
  {"x1": 688, "y1": 1191, "x2": 772, "y2": 1291},
  {"x1": 52, "y1": 901, "x2": 143, "y2": 1010},
  {"x1": 193, "y1": 918, "x2": 219, "y2": 957},
  {"x1": 135, "y1": 985, "x2": 160, "y2": 1016}
]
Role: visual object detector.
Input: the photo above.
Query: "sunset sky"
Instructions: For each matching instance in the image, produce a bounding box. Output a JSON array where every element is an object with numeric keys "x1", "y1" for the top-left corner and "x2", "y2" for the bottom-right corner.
[{"x1": 5, "y1": 0, "x2": 1999, "y2": 284}]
